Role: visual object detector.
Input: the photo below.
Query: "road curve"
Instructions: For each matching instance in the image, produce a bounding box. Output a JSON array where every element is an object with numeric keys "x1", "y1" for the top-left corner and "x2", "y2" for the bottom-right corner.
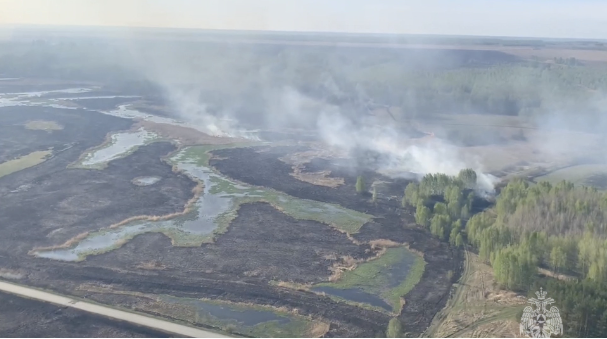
[{"x1": 0, "y1": 280, "x2": 230, "y2": 338}]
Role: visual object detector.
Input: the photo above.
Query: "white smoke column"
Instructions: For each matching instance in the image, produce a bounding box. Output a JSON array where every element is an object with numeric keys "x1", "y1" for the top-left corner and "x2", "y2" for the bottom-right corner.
[
  {"x1": 163, "y1": 86, "x2": 260, "y2": 140},
  {"x1": 317, "y1": 107, "x2": 498, "y2": 194}
]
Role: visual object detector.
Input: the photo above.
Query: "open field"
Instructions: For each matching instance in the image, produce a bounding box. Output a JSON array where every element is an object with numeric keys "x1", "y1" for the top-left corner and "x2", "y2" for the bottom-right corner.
[
  {"x1": 425, "y1": 250, "x2": 525, "y2": 338},
  {"x1": 534, "y1": 164, "x2": 607, "y2": 189},
  {"x1": 1, "y1": 31, "x2": 606, "y2": 337},
  {"x1": 0, "y1": 90, "x2": 421, "y2": 337}
]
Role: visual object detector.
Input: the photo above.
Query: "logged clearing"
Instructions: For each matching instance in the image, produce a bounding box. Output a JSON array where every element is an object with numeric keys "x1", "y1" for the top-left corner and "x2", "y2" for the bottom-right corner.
[
  {"x1": 426, "y1": 250, "x2": 525, "y2": 338},
  {"x1": 0, "y1": 150, "x2": 51, "y2": 178},
  {"x1": 25, "y1": 120, "x2": 64, "y2": 131}
]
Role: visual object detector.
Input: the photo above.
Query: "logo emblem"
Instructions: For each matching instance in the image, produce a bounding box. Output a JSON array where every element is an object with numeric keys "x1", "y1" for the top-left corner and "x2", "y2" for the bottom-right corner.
[{"x1": 520, "y1": 288, "x2": 563, "y2": 338}]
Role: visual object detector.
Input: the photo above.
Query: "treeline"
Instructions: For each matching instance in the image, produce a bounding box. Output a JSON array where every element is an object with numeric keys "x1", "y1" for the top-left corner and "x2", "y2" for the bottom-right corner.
[
  {"x1": 402, "y1": 169, "x2": 478, "y2": 246},
  {"x1": 461, "y1": 178, "x2": 607, "y2": 337},
  {"x1": 530, "y1": 279, "x2": 607, "y2": 337},
  {"x1": 467, "y1": 179, "x2": 607, "y2": 286}
]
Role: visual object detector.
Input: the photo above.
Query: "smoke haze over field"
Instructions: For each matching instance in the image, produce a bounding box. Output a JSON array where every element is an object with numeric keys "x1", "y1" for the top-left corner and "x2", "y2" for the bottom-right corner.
[{"x1": 119, "y1": 40, "x2": 500, "y2": 192}]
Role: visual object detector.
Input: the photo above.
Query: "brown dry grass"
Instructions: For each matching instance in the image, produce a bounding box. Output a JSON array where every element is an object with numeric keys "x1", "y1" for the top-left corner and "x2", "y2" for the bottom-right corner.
[
  {"x1": 136, "y1": 261, "x2": 167, "y2": 270},
  {"x1": 134, "y1": 119, "x2": 244, "y2": 146},
  {"x1": 369, "y1": 239, "x2": 401, "y2": 249},
  {"x1": 429, "y1": 251, "x2": 525, "y2": 338},
  {"x1": 328, "y1": 255, "x2": 359, "y2": 282},
  {"x1": 309, "y1": 321, "x2": 331, "y2": 338},
  {"x1": 272, "y1": 281, "x2": 312, "y2": 291},
  {"x1": 279, "y1": 149, "x2": 346, "y2": 188},
  {"x1": 30, "y1": 231, "x2": 91, "y2": 253}
]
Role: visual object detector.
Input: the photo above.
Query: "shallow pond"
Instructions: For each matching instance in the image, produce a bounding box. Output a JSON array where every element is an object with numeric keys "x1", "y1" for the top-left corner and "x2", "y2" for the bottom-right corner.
[
  {"x1": 161, "y1": 296, "x2": 290, "y2": 327},
  {"x1": 312, "y1": 286, "x2": 393, "y2": 311},
  {"x1": 32, "y1": 150, "x2": 260, "y2": 261},
  {"x1": 77, "y1": 128, "x2": 158, "y2": 168}
]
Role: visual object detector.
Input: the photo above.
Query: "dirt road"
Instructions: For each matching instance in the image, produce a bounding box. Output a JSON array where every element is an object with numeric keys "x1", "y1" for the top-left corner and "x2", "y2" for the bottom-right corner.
[{"x1": 0, "y1": 280, "x2": 230, "y2": 338}]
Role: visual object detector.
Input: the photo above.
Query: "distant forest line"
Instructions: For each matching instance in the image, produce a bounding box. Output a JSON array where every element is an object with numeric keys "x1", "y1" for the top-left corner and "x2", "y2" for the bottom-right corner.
[{"x1": 1, "y1": 38, "x2": 606, "y2": 129}]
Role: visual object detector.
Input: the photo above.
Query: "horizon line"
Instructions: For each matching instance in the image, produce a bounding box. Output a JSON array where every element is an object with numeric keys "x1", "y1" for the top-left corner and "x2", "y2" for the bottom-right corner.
[{"x1": 2, "y1": 23, "x2": 607, "y2": 42}]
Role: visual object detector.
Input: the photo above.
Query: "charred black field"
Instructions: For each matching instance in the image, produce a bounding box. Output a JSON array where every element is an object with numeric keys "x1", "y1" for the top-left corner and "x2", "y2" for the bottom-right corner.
[
  {"x1": 0, "y1": 94, "x2": 461, "y2": 338},
  {"x1": 0, "y1": 292, "x2": 175, "y2": 338},
  {"x1": 2, "y1": 26, "x2": 605, "y2": 338}
]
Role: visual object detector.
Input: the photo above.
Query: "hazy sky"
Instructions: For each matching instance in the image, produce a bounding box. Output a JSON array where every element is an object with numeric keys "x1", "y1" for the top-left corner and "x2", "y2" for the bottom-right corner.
[{"x1": 1, "y1": 0, "x2": 607, "y2": 39}]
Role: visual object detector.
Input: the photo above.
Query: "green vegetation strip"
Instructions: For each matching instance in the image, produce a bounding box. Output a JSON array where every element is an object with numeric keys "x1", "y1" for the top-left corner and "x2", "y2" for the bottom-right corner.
[
  {"x1": 0, "y1": 150, "x2": 52, "y2": 178},
  {"x1": 317, "y1": 247, "x2": 426, "y2": 313},
  {"x1": 158, "y1": 295, "x2": 324, "y2": 338},
  {"x1": 173, "y1": 144, "x2": 372, "y2": 234}
]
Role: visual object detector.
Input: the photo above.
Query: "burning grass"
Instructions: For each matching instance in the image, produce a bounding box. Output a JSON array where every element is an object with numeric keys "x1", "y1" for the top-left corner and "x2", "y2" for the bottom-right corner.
[{"x1": 134, "y1": 120, "x2": 244, "y2": 146}]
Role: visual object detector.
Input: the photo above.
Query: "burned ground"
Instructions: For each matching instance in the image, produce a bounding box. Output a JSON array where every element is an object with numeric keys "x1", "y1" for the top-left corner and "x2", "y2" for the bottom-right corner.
[
  {"x1": 87, "y1": 202, "x2": 373, "y2": 284},
  {"x1": 0, "y1": 106, "x2": 132, "y2": 162},
  {"x1": 210, "y1": 146, "x2": 463, "y2": 336},
  {"x1": 0, "y1": 106, "x2": 388, "y2": 337},
  {"x1": 0, "y1": 291, "x2": 175, "y2": 338},
  {"x1": 0, "y1": 103, "x2": 458, "y2": 337},
  {"x1": 0, "y1": 125, "x2": 195, "y2": 253}
]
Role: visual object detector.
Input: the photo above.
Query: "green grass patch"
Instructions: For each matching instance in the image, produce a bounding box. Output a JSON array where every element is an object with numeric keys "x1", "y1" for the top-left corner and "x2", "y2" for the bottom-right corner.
[
  {"x1": 172, "y1": 145, "x2": 372, "y2": 234},
  {"x1": 158, "y1": 295, "x2": 323, "y2": 338},
  {"x1": 170, "y1": 143, "x2": 264, "y2": 167},
  {"x1": 0, "y1": 150, "x2": 52, "y2": 178},
  {"x1": 316, "y1": 246, "x2": 426, "y2": 313}
]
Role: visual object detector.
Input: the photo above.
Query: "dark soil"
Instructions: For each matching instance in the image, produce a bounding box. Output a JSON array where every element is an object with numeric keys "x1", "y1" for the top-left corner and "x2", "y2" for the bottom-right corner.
[
  {"x1": 0, "y1": 108, "x2": 195, "y2": 251},
  {"x1": 0, "y1": 104, "x2": 460, "y2": 337},
  {"x1": 209, "y1": 146, "x2": 463, "y2": 337},
  {"x1": 88, "y1": 202, "x2": 373, "y2": 283},
  {"x1": 0, "y1": 291, "x2": 175, "y2": 338},
  {"x1": 0, "y1": 106, "x2": 388, "y2": 337},
  {"x1": 0, "y1": 106, "x2": 132, "y2": 162}
]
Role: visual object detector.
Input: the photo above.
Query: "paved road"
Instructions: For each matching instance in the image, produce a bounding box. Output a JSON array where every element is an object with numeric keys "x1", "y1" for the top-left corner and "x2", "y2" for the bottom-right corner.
[{"x1": 0, "y1": 280, "x2": 230, "y2": 338}]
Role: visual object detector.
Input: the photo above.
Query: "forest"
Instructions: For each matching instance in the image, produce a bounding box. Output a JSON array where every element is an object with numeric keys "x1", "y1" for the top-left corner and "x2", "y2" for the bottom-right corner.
[{"x1": 404, "y1": 174, "x2": 607, "y2": 337}]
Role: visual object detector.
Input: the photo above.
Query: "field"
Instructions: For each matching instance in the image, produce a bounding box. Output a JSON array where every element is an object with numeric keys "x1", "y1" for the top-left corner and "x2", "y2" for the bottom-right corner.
[
  {"x1": 0, "y1": 84, "x2": 457, "y2": 337},
  {"x1": 425, "y1": 251, "x2": 525, "y2": 338},
  {"x1": 1, "y1": 31, "x2": 606, "y2": 338},
  {"x1": 534, "y1": 164, "x2": 607, "y2": 189}
]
